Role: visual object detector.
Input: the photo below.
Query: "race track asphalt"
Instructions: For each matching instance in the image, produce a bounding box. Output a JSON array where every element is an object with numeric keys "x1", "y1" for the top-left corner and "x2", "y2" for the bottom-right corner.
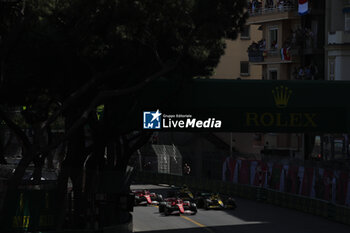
[{"x1": 132, "y1": 184, "x2": 350, "y2": 233}]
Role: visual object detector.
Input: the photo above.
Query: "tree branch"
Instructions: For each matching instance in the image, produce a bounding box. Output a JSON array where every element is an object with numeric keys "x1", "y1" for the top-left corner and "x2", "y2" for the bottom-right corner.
[
  {"x1": 129, "y1": 131, "x2": 153, "y2": 154},
  {"x1": 36, "y1": 59, "x2": 179, "y2": 158},
  {"x1": 0, "y1": 107, "x2": 31, "y2": 149},
  {"x1": 40, "y1": 67, "x2": 121, "y2": 130},
  {"x1": 99, "y1": 58, "x2": 180, "y2": 99}
]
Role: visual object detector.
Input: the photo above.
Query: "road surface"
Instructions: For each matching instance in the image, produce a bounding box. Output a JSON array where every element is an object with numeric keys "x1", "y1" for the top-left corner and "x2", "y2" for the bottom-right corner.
[{"x1": 132, "y1": 184, "x2": 350, "y2": 233}]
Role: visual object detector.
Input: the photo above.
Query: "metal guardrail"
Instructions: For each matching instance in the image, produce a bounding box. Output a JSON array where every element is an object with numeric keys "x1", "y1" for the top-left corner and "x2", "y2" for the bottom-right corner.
[
  {"x1": 135, "y1": 171, "x2": 350, "y2": 226},
  {"x1": 43, "y1": 214, "x2": 132, "y2": 233},
  {"x1": 249, "y1": 6, "x2": 296, "y2": 17}
]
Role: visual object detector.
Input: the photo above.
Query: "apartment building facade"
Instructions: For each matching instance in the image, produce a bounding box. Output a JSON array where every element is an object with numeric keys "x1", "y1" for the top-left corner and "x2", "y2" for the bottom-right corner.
[
  {"x1": 238, "y1": 0, "x2": 326, "y2": 159},
  {"x1": 209, "y1": 1, "x2": 350, "y2": 160},
  {"x1": 326, "y1": 0, "x2": 350, "y2": 81},
  {"x1": 212, "y1": 25, "x2": 262, "y2": 79},
  {"x1": 247, "y1": 0, "x2": 325, "y2": 81},
  {"x1": 211, "y1": 19, "x2": 264, "y2": 156}
]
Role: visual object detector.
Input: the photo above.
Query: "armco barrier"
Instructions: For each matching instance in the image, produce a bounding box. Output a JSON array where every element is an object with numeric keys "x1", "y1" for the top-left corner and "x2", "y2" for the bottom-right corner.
[
  {"x1": 321, "y1": 201, "x2": 329, "y2": 218},
  {"x1": 103, "y1": 213, "x2": 133, "y2": 233},
  {"x1": 43, "y1": 213, "x2": 133, "y2": 233},
  {"x1": 309, "y1": 199, "x2": 317, "y2": 215},
  {"x1": 135, "y1": 172, "x2": 350, "y2": 226},
  {"x1": 301, "y1": 197, "x2": 308, "y2": 213},
  {"x1": 45, "y1": 230, "x2": 95, "y2": 233},
  {"x1": 281, "y1": 193, "x2": 288, "y2": 208},
  {"x1": 289, "y1": 195, "x2": 296, "y2": 209}
]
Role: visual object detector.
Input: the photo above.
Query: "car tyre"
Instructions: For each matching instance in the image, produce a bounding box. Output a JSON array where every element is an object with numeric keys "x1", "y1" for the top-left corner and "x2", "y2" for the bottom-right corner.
[
  {"x1": 164, "y1": 208, "x2": 170, "y2": 216},
  {"x1": 159, "y1": 204, "x2": 165, "y2": 213},
  {"x1": 204, "y1": 201, "x2": 209, "y2": 210}
]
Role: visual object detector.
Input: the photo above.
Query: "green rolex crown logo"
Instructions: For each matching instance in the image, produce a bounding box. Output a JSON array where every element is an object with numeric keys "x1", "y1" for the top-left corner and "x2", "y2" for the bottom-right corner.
[{"x1": 272, "y1": 85, "x2": 292, "y2": 108}]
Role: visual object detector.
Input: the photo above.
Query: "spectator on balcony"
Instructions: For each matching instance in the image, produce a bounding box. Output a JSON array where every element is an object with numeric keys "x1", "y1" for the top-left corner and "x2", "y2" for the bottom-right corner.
[
  {"x1": 277, "y1": 0, "x2": 285, "y2": 10},
  {"x1": 252, "y1": 0, "x2": 257, "y2": 12},
  {"x1": 258, "y1": 39, "x2": 266, "y2": 50},
  {"x1": 291, "y1": 31, "x2": 297, "y2": 47},
  {"x1": 265, "y1": 0, "x2": 274, "y2": 8},
  {"x1": 292, "y1": 67, "x2": 299, "y2": 80},
  {"x1": 304, "y1": 66, "x2": 311, "y2": 80},
  {"x1": 248, "y1": 41, "x2": 259, "y2": 52},
  {"x1": 310, "y1": 62, "x2": 318, "y2": 80},
  {"x1": 271, "y1": 40, "x2": 278, "y2": 49},
  {"x1": 305, "y1": 28, "x2": 314, "y2": 48},
  {"x1": 298, "y1": 67, "x2": 305, "y2": 80},
  {"x1": 251, "y1": 0, "x2": 262, "y2": 12},
  {"x1": 284, "y1": 0, "x2": 294, "y2": 7}
]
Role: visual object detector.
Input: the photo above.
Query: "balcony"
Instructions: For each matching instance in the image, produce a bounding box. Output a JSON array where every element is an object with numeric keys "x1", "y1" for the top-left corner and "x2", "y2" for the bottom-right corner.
[
  {"x1": 248, "y1": 50, "x2": 264, "y2": 62},
  {"x1": 248, "y1": 37, "x2": 301, "y2": 65},
  {"x1": 248, "y1": 49, "x2": 281, "y2": 63},
  {"x1": 328, "y1": 31, "x2": 350, "y2": 45},
  {"x1": 247, "y1": 5, "x2": 299, "y2": 24},
  {"x1": 248, "y1": 48, "x2": 299, "y2": 65}
]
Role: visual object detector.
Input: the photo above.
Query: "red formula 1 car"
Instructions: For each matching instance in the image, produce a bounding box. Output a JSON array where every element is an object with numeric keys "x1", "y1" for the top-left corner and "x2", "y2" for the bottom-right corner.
[
  {"x1": 159, "y1": 197, "x2": 197, "y2": 216},
  {"x1": 133, "y1": 190, "x2": 162, "y2": 206}
]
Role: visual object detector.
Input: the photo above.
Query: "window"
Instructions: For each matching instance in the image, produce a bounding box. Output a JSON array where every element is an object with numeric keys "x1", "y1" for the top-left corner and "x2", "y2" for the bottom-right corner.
[
  {"x1": 269, "y1": 27, "x2": 278, "y2": 49},
  {"x1": 240, "y1": 61, "x2": 250, "y2": 76},
  {"x1": 329, "y1": 57, "x2": 335, "y2": 80},
  {"x1": 240, "y1": 25, "x2": 250, "y2": 39},
  {"x1": 345, "y1": 13, "x2": 350, "y2": 32},
  {"x1": 269, "y1": 70, "x2": 278, "y2": 80}
]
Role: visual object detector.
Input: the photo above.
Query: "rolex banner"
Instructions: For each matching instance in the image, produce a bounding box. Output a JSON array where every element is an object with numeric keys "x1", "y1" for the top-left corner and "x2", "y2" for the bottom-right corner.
[
  {"x1": 253, "y1": 161, "x2": 268, "y2": 187},
  {"x1": 286, "y1": 165, "x2": 299, "y2": 194},
  {"x1": 301, "y1": 167, "x2": 314, "y2": 197},
  {"x1": 314, "y1": 168, "x2": 324, "y2": 199},
  {"x1": 250, "y1": 161, "x2": 258, "y2": 185},
  {"x1": 298, "y1": 0, "x2": 308, "y2": 15},
  {"x1": 297, "y1": 166, "x2": 305, "y2": 195},
  {"x1": 323, "y1": 169, "x2": 333, "y2": 201},
  {"x1": 233, "y1": 160, "x2": 239, "y2": 183},
  {"x1": 238, "y1": 160, "x2": 250, "y2": 185},
  {"x1": 332, "y1": 171, "x2": 338, "y2": 203},
  {"x1": 280, "y1": 165, "x2": 289, "y2": 192},
  {"x1": 222, "y1": 158, "x2": 350, "y2": 207},
  {"x1": 346, "y1": 178, "x2": 350, "y2": 207},
  {"x1": 270, "y1": 164, "x2": 283, "y2": 190},
  {"x1": 265, "y1": 162, "x2": 273, "y2": 188},
  {"x1": 336, "y1": 172, "x2": 349, "y2": 205},
  {"x1": 222, "y1": 157, "x2": 237, "y2": 182}
]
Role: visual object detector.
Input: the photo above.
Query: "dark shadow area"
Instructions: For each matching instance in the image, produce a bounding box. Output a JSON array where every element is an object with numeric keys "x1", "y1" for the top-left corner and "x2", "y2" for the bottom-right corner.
[
  {"x1": 135, "y1": 222, "x2": 350, "y2": 233},
  {"x1": 208, "y1": 197, "x2": 350, "y2": 232},
  {"x1": 136, "y1": 225, "x2": 267, "y2": 233},
  {"x1": 221, "y1": 197, "x2": 318, "y2": 220}
]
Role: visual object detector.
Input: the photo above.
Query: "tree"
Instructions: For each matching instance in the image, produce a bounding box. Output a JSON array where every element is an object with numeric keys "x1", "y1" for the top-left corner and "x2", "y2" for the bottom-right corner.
[{"x1": 0, "y1": 0, "x2": 248, "y2": 229}]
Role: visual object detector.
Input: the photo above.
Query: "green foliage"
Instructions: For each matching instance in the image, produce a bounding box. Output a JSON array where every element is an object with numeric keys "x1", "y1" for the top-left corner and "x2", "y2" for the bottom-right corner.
[
  {"x1": 1, "y1": 0, "x2": 248, "y2": 125},
  {"x1": 2, "y1": 0, "x2": 247, "y2": 88}
]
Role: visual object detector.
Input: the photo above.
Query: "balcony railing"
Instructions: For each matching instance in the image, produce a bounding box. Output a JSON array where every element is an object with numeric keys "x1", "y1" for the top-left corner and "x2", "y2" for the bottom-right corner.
[
  {"x1": 248, "y1": 50, "x2": 264, "y2": 62},
  {"x1": 248, "y1": 5, "x2": 296, "y2": 17},
  {"x1": 328, "y1": 31, "x2": 350, "y2": 45},
  {"x1": 248, "y1": 47, "x2": 299, "y2": 63}
]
